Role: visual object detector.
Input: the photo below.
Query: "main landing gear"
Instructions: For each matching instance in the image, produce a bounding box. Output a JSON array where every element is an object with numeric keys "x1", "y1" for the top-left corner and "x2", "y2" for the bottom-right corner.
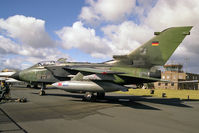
[
  {"x1": 136, "y1": 83, "x2": 144, "y2": 89},
  {"x1": 39, "y1": 83, "x2": 46, "y2": 96},
  {"x1": 82, "y1": 92, "x2": 105, "y2": 101},
  {"x1": 27, "y1": 84, "x2": 31, "y2": 88},
  {"x1": 97, "y1": 92, "x2": 105, "y2": 98},
  {"x1": 83, "y1": 92, "x2": 94, "y2": 101}
]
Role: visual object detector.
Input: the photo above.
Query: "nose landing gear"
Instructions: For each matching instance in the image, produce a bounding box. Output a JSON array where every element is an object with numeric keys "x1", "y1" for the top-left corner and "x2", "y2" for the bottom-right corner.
[{"x1": 39, "y1": 83, "x2": 46, "y2": 96}]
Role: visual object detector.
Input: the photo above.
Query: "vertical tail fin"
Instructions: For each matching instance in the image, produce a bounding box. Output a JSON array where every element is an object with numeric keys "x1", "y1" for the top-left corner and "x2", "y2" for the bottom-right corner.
[{"x1": 114, "y1": 26, "x2": 193, "y2": 68}]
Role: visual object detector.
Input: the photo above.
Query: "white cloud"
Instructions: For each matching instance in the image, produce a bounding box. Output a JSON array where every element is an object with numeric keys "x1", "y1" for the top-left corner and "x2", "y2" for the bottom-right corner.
[
  {"x1": 79, "y1": 6, "x2": 100, "y2": 25},
  {"x1": 0, "y1": 15, "x2": 55, "y2": 48},
  {"x1": 0, "y1": 35, "x2": 20, "y2": 54},
  {"x1": 0, "y1": 15, "x2": 69, "y2": 70},
  {"x1": 145, "y1": 0, "x2": 199, "y2": 30},
  {"x1": 56, "y1": 21, "x2": 111, "y2": 58},
  {"x1": 79, "y1": 0, "x2": 136, "y2": 24},
  {"x1": 56, "y1": 21, "x2": 154, "y2": 58},
  {"x1": 0, "y1": 50, "x2": 70, "y2": 70},
  {"x1": 1, "y1": 57, "x2": 25, "y2": 70},
  {"x1": 0, "y1": 35, "x2": 68, "y2": 60},
  {"x1": 102, "y1": 21, "x2": 153, "y2": 53}
]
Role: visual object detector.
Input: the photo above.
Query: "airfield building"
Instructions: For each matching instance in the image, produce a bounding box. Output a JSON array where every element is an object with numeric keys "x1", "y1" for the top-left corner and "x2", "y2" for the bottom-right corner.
[{"x1": 154, "y1": 64, "x2": 199, "y2": 90}]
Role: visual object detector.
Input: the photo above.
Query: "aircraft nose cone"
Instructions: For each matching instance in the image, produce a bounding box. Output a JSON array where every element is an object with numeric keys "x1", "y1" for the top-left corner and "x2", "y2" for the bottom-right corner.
[
  {"x1": 11, "y1": 72, "x2": 20, "y2": 80},
  {"x1": 52, "y1": 83, "x2": 56, "y2": 86},
  {"x1": 52, "y1": 82, "x2": 58, "y2": 87}
]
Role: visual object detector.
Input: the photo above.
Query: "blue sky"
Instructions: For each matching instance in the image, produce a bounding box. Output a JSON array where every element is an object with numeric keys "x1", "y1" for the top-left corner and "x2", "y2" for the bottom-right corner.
[
  {"x1": 0, "y1": 0, "x2": 83, "y2": 26},
  {"x1": 0, "y1": 0, "x2": 199, "y2": 73},
  {"x1": 0, "y1": 0, "x2": 110, "y2": 63}
]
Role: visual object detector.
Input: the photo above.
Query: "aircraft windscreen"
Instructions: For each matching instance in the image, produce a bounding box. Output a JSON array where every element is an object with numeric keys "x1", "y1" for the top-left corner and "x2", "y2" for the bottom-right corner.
[{"x1": 37, "y1": 61, "x2": 56, "y2": 67}]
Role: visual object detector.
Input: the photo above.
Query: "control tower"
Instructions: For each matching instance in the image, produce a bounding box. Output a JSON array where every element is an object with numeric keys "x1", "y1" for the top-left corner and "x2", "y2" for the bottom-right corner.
[{"x1": 163, "y1": 64, "x2": 183, "y2": 72}]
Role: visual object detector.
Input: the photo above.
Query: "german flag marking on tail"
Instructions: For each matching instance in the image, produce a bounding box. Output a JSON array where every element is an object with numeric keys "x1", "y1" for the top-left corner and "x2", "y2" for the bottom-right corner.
[{"x1": 152, "y1": 41, "x2": 159, "y2": 46}]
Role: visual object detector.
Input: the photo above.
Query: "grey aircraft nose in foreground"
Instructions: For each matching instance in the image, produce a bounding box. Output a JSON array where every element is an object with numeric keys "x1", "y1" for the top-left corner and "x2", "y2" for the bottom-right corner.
[{"x1": 11, "y1": 26, "x2": 192, "y2": 101}]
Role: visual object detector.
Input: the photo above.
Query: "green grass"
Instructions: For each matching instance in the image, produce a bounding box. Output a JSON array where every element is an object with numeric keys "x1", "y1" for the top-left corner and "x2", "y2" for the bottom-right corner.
[{"x1": 118, "y1": 89, "x2": 199, "y2": 100}]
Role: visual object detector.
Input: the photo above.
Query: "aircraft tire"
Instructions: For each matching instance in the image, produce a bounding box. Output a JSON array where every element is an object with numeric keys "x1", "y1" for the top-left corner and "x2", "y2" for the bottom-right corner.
[
  {"x1": 33, "y1": 85, "x2": 39, "y2": 89},
  {"x1": 136, "y1": 83, "x2": 143, "y2": 88},
  {"x1": 96, "y1": 92, "x2": 105, "y2": 98},
  {"x1": 39, "y1": 90, "x2": 45, "y2": 96},
  {"x1": 27, "y1": 85, "x2": 31, "y2": 88},
  {"x1": 83, "y1": 92, "x2": 95, "y2": 101}
]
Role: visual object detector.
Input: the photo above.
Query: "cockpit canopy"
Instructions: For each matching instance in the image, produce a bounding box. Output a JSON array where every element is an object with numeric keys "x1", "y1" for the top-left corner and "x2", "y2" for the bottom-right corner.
[
  {"x1": 31, "y1": 61, "x2": 57, "y2": 68},
  {"x1": 30, "y1": 58, "x2": 68, "y2": 68},
  {"x1": 37, "y1": 61, "x2": 56, "y2": 66}
]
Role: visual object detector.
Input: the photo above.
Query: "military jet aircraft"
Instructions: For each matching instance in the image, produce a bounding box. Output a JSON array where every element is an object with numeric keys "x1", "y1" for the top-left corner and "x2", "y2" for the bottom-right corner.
[{"x1": 11, "y1": 26, "x2": 192, "y2": 101}]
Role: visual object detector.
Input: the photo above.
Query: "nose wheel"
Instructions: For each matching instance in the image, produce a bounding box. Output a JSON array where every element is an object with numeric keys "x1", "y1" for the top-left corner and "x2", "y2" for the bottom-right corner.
[
  {"x1": 39, "y1": 83, "x2": 46, "y2": 96},
  {"x1": 39, "y1": 90, "x2": 45, "y2": 96}
]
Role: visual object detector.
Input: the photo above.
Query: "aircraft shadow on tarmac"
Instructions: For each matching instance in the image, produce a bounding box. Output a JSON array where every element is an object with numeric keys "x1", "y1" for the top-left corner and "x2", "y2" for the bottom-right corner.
[{"x1": 35, "y1": 92, "x2": 193, "y2": 111}]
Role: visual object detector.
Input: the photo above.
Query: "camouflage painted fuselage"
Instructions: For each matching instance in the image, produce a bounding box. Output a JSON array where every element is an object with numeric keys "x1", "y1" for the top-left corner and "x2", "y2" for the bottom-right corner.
[{"x1": 12, "y1": 26, "x2": 192, "y2": 88}]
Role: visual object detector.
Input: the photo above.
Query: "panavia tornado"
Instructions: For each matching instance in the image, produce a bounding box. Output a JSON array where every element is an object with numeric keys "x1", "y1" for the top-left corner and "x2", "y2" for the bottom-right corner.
[{"x1": 11, "y1": 26, "x2": 192, "y2": 101}]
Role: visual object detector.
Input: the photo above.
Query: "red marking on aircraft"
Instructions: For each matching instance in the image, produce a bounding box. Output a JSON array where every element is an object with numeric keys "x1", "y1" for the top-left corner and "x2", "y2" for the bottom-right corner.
[
  {"x1": 102, "y1": 72, "x2": 107, "y2": 75},
  {"x1": 58, "y1": 82, "x2": 62, "y2": 86}
]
